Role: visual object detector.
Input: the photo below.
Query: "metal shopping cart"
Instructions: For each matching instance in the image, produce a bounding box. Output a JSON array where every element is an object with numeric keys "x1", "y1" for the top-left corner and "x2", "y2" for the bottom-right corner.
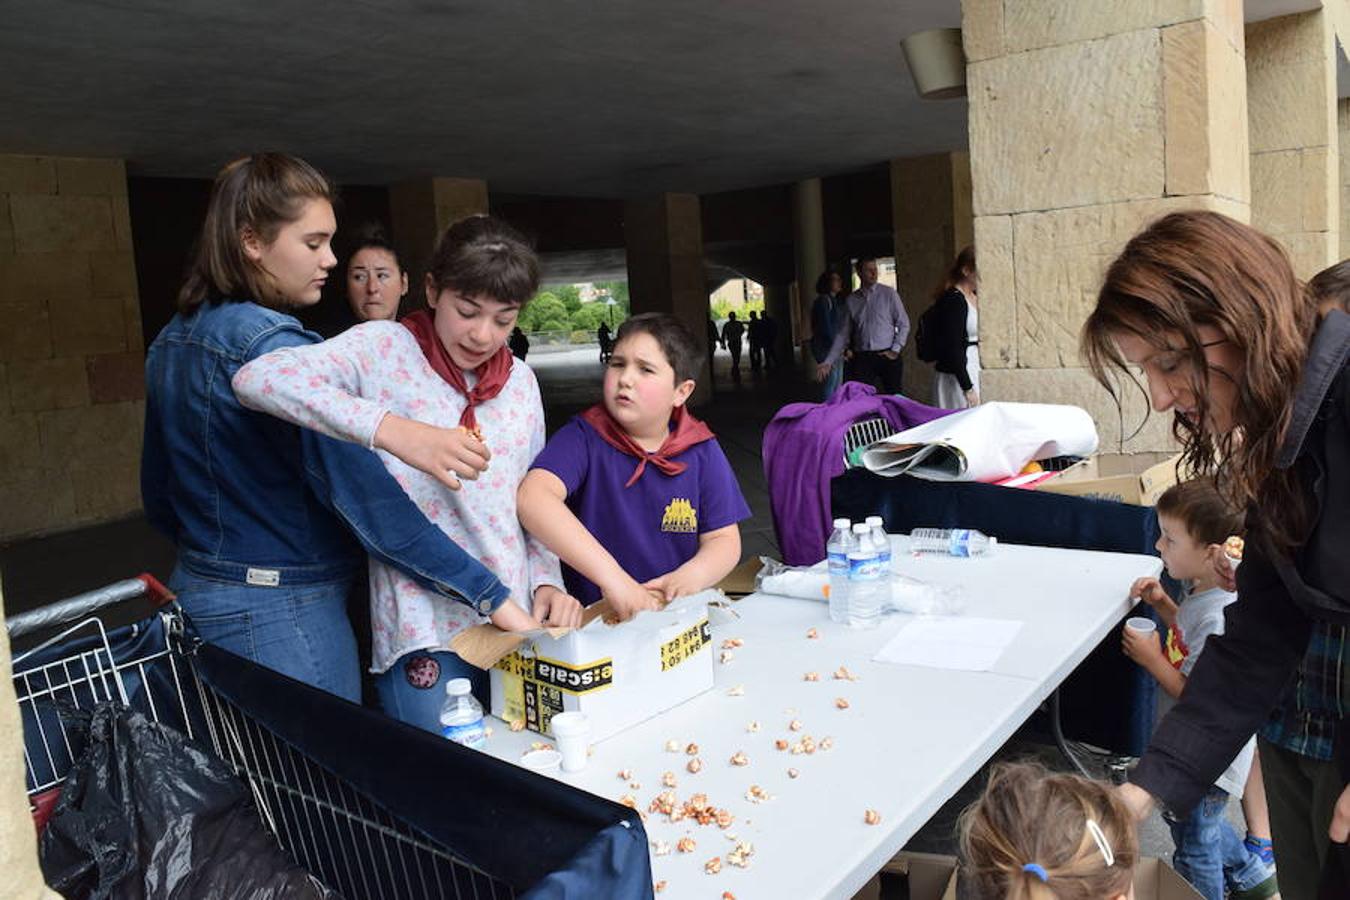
[{"x1": 9, "y1": 576, "x2": 653, "y2": 900}]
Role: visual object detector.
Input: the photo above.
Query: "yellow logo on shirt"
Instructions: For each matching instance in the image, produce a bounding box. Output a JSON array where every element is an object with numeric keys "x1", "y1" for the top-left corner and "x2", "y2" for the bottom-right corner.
[{"x1": 661, "y1": 498, "x2": 698, "y2": 533}]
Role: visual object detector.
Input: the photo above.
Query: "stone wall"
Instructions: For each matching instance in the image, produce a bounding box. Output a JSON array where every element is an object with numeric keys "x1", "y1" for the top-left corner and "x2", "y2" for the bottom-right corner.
[
  {"x1": 0, "y1": 155, "x2": 144, "y2": 540},
  {"x1": 1342, "y1": 98, "x2": 1350, "y2": 260},
  {"x1": 963, "y1": 0, "x2": 1249, "y2": 452}
]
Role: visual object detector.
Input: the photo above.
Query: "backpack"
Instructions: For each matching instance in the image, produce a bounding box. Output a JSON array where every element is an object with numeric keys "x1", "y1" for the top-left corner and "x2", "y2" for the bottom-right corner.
[{"x1": 914, "y1": 303, "x2": 941, "y2": 363}]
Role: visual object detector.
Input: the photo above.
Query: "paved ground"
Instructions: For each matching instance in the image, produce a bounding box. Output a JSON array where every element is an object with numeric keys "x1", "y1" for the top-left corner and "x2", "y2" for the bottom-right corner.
[{"x1": 3, "y1": 343, "x2": 1225, "y2": 869}]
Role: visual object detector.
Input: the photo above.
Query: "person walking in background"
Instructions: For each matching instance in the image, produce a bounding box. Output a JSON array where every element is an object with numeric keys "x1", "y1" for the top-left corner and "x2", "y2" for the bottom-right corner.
[
  {"x1": 597, "y1": 320, "x2": 613, "y2": 363},
  {"x1": 815, "y1": 256, "x2": 909, "y2": 394},
  {"x1": 927, "y1": 246, "x2": 981, "y2": 409},
  {"x1": 760, "y1": 310, "x2": 778, "y2": 368},
  {"x1": 810, "y1": 269, "x2": 846, "y2": 399},
  {"x1": 747, "y1": 310, "x2": 763, "y2": 372},
  {"x1": 509, "y1": 326, "x2": 530, "y2": 360},
  {"x1": 721, "y1": 310, "x2": 745, "y2": 381}
]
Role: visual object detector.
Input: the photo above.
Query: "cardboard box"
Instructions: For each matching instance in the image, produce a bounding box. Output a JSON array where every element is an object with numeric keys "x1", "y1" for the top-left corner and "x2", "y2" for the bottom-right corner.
[
  {"x1": 1036, "y1": 452, "x2": 1183, "y2": 506},
  {"x1": 454, "y1": 592, "x2": 716, "y2": 743},
  {"x1": 855, "y1": 853, "x2": 1203, "y2": 900}
]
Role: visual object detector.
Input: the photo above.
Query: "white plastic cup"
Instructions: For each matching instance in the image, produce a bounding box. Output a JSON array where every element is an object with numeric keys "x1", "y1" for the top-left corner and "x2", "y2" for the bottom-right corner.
[
  {"x1": 520, "y1": 748, "x2": 562, "y2": 776},
  {"x1": 1125, "y1": 616, "x2": 1157, "y2": 635},
  {"x1": 549, "y1": 711, "x2": 592, "y2": 773},
  {"x1": 1226, "y1": 551, "x2": 1242, "y2": 574}
]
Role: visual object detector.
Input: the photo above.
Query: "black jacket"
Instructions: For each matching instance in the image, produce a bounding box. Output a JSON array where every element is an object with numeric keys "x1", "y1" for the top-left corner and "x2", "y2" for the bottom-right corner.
[
  {"x1": 1131, "y1": 310, "x2": 1350, "y2": 815},
  {"x1": 931, "y1": 288, "x2": 976, "y2": 392}
]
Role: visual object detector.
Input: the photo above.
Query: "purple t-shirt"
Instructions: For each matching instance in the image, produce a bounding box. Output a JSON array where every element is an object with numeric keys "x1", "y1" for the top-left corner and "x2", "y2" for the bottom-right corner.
[{"x1": 530, "y1": 416, "x2": 752, "y2": 604}]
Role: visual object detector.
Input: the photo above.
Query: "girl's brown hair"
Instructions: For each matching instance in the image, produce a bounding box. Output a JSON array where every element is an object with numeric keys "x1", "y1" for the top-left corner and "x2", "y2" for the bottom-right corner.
[
  {"x1": 933, "y1": 245, "x2": 977, "y2": 303},
  {"x1": 424, "y1": 214, "x2": 539, "y2": 306},
  {"x1": 959, "y1": 762, "x2": 1137, "y2": 900},
  {"x1": 1081, "y1": 211, "x2": 1318, "y2": 552},
  {"x1": 178, "y1": 153, "x2": 336, "y2": 312}
]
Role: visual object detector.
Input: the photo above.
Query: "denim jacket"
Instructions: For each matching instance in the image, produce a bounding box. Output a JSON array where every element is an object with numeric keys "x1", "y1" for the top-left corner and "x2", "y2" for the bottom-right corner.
[
  {"x1": 142, "y1": 299, "x2": 508, "y2": 616},
  {"x1": 1132, "y1": 310, "x2": 1350, "y2": 815}
]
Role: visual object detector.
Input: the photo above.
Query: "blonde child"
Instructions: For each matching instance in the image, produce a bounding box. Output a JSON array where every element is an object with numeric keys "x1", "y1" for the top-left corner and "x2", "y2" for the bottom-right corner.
[{"x1": 233, "y1": 215, "x2": 580, "y2": 733}]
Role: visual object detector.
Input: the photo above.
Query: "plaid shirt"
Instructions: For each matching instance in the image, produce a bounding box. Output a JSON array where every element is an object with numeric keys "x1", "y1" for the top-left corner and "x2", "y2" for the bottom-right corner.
[{"x1": 1260, "y1": 622, "x2": 1349, "y2": 761}]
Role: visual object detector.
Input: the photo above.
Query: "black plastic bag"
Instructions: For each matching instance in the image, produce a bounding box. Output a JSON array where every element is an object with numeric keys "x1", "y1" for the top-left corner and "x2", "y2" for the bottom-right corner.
[{"x1": 39, "y1": 701, "x2": 336, "y2": 899}]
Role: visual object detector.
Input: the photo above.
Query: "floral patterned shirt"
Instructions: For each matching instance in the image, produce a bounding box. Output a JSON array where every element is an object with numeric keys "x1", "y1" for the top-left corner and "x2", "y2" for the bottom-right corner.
[{"x1": 233, "y1": 320, "x2": 562, "y2": 672}]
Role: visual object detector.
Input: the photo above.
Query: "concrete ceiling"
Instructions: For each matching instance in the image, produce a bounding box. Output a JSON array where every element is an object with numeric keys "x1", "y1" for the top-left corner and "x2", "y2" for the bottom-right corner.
[{"x1": 0, "y1": 0, "x2": 967, "y2": 198}]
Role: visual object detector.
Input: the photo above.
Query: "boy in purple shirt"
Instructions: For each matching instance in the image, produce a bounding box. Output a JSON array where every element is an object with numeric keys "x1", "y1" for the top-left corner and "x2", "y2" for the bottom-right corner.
[{"x1": 518, "y1": 313, "x2": 751, "y2": 621}]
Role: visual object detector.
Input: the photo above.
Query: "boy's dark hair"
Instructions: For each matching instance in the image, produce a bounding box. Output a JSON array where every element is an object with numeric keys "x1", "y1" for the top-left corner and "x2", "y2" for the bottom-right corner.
[
  {"x1": 1155, "y1": 478, "x2": 1244, "y2": 546},
  {"x1": 347, "y1": 221, "x2": 402, "y2": 272},
  {"x1": 615, "y1": 313, "x2": 701, "y2": 383},
  {"x1": 425, "y1": 214, "x2": 539, "y2": 306},
  {"x1": 1309, "y1": 259, "x2": 1350, "y2": 314}
]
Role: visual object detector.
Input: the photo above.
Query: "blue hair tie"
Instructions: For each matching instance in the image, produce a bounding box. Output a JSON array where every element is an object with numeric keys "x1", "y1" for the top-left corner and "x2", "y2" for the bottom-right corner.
[{"x1": 1022, "y1": 862, "x2": 1049, "y2": 882}]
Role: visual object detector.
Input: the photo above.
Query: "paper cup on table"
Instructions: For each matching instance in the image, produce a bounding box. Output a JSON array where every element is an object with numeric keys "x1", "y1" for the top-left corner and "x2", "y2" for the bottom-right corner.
[
  {"x1": 550, "y1": 712, "x2": 592, "y2": 773},
  {"x1": 1125, "y1": 616, "x2": 1157, "y2": 635},
  {"x1": 520, "y1": 748, "x2": 562, "y2": 776}
]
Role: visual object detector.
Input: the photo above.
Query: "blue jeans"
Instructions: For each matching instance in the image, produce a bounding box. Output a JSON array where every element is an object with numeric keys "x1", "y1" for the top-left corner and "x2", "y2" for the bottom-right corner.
[
  {"x1": 171, "y1": 565, "x2": 360, "y2": 703},
  {"x1": 1167, "y1": 786, "x2": 1276, "y2": 900},
  {"x1": 375, "y1": 650, "x2": 487, "y2": 735},
  {"x1": 822, "y1": 360, "x2": 843, "y2": 401}
]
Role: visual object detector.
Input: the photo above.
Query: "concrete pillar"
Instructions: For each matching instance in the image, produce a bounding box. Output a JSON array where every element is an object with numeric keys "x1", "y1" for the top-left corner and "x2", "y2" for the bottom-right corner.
[
  {"x1": 1247, "y1": 10, "x2": 1339, "y2": 277},
  {"x1": 0, "y1": 154, "x2": 146, "y2": 540},
  {"x1": 963, "y1": 0, "x2": 1249, "y2": 451},
  {"x1": 761, "y1": 282, "x2": 794, "y2": 368},
  {"x1": 389, "y1": 177, "x2": 489, "y2": 300},
  {"x1": 1340, "y1": 98, "x2": 1350, "y2": 260},
  {"x1": 890, "y1": 151, "x2": 973, "y2": 404},
  {"x1": 792, "y1": 178, "x2": 826, "y2": 367},
  {"x1": 622, "y1": 193, "x2": 711, "y2": 403}
]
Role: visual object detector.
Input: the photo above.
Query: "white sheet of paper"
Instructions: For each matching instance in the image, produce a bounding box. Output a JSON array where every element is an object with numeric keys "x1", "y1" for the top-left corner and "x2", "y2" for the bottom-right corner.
[{"x1": 872, "y1": 617, "x2": 1024, "y2": 672}]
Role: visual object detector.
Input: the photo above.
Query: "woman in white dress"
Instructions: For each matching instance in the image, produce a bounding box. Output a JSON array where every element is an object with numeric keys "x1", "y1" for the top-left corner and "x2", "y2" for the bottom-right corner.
[{"x1": 931, "y1": 246, "x2": 980, "y2": 409}]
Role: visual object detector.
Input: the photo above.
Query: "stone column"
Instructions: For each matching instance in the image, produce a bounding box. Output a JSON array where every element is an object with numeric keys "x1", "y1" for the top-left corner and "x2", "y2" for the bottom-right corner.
[
  {"x1": 389, "y1": 177, "x2": 489, "y2": 301},
  {"x1": 890, "y1": 151, "x2": 973, "y2": 403},
  {"x1": 761, "y1": 282, "x2": 794, "y2": 369},
  {"x1": 963, "y1": 0, "x2": 1249, "y2": 451},
  {"x1": 792, "y1": 178, "x2": 826, "y2": 368},
  {"x1": 0, "y1": 155, "x2": 146, "y2": 540},
  {"x1": 1247, "y1": 9, "x2": 1339, "y2": 278},
  {"x1": 1340, "y1": 98, "x2": 1350, "y2": 260},
  {"x1": 623, "y1": 193, "x2": 711, "y2": 403}
]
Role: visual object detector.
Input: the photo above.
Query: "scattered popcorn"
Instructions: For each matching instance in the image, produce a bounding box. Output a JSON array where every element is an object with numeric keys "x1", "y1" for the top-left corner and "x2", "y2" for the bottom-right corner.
[
  {"x1": 729, "y1": 751, "x2": 749, "y2": 766},
  {"x1": 654, "y1": 880, "x2": 666, "y2": 894},
  {"x1": 662, "y1": 771, "x2": 678, "y2": 788},
  {"x1": 650, "y1": 790, "x2": 678, "y2": 816},
  {"x1": 789, "y1": 719, "x2": 803, "y2": 731},
  {"x1": 617, "y1": 769, "x2": 633, "y2": 780},
  {"x1": 686, "y1": 742, "x2": 700, "y2": 755},
  {"x1": 720, "y1": 650, "x2": 735, "y2": 664},
  {"x1": 774, "y1": 739, "x2": 789, "y2": 751},
  {"x1": 677, "y1": 836, "x2": 697, "y2": 853},
  {"x1": 629, "y1": 781, "x2": 642, "y2": 790},
  {"x1": 726, "y1": 684, "x2": 745, "y2": 697},
  {"x1": 864, "y1": 809, "x2": 881, "y2": 825},
  {"x1": 687, "y1": 757, "x2": 704, "y2": 774},
  {"x1": 727, "y1": 840, "x2": 755, "y2": 868},
  {"x1": 745, "y1": 784, "x2": 772, "y2": 803},
  {"x1": 820, "y1": 736, "x2": 834, "y2": 751},
  {"x1": 509, "y1": 719, "x2": 526, "y2": 732},
  {"x1": 835, "y1": 697, "x2": 850, "y2": 709},
  {"x1": 720, "y1": 637, "x2": 744, "y2": 650},
  {"x1": 704, "y1": 856, "x2": 723, "y2": 875},
  {"x1": 529, "y1": 741, "x2": 554, "y2": 752},
  {"x1": 787, "y1": 767, "x2": 800, "y2": 779},
  {"x1": 803, "y1": 671, "x2": 820, "y2": 682},
  {"x1": 746, "y1": 721, "x2": 760, "y2": 733},
  {"x1": 714, "y1": 808, "x2": 735, "y2": 829},
  {"x1": 834, "y1": 665, "x2": 859, "y2": 681},
  {"x1": 806, "y1": 628, "x2": 819, "y2": 639},
  {"x1": 723, "y1": 892, "x2": 737, "y2": 900},
  {"x1": 665, "y1": 739, "x2": 681, "y2": 752},
  {"x1": 651, "y1": 840, "x2": 671, "y2": 856},
  {"x1": 619, "y1": 794, "x2": 638, "y2": 809},
  {"x1": 483, "y1": 726, "x2": 494, "y2": 738}
]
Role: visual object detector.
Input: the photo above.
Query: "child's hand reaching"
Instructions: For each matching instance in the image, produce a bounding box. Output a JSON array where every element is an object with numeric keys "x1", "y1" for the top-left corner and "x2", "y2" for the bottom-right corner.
[
  {"x1": 1129, "y1": 577, "x2": 1169, "y2": 608},
  {"x1": 1121, "y1": 623, "x2": 1164, "y2": 667},
  {"x1": 532, "y1": 585, "x2": 583, "y2": 629},
  {"x1": 488, "y1": 600, "x2": 538, "y2": 633},
  {"x1": 642, "y1": 571, "x2": 700, "y2": 605},
  {"x1": 603, "y1": 579, "x2": 663, "y2": 622},
  {"x1": 373, "y1": 415, "x2": 490, "y2": 491}
]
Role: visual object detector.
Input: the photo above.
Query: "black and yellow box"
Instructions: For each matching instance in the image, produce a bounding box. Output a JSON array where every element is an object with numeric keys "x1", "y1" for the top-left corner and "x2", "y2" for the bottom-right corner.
[{"x1": 488, "y1": 593, "x2": 716, "y2": 743}]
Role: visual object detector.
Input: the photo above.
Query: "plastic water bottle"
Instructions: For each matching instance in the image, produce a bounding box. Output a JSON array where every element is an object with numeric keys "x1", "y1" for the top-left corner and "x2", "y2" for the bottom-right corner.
[
  {"x1": 847, "y1": 523, "x2": 884, "y2": 629},
  {"x1": 910, "y1": 527, "x2": 997, "y2": 558},
  {"x1": 865, "y1": 515, "x2": 892, "y2": 572},
  {"x1": 826, "y1": 518, "x2": 854, "y2": 624},
  {"x1": 439, "y1": 678, "x2": 486, "y2": 749}
]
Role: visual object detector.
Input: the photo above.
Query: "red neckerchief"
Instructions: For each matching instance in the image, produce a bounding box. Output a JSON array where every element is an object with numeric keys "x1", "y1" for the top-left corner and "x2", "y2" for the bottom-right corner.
[
  {"x1": 401, "y1": 309, "x2": 512, "y2": 431},
  {"x1": 580, "y1": 403, "x2": 715, "y2": 488}
]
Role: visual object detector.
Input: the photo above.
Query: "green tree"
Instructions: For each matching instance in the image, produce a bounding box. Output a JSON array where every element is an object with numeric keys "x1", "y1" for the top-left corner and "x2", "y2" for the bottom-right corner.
[
  {"x1": 551, "y1": 284, "x2": 583, "y2": 313},
  {"x1": 569, "y1": 303, "x2": 608, "y2": 332},
  {"x1": 523, "y1": 291, "x2": 570, "y2": 333}
]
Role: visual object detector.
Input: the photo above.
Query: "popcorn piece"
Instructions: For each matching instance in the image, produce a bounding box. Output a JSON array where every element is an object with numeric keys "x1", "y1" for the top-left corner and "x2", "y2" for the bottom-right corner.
[
  {"x1": 774, "y1": 739, "x2": 789, "y2": 751},
  {"x1": 617, "y1": 769, "x2": 633, "y2": 780},
  {"x1": 787, "y1": 767, "x2": 800, "y2": 779},
  {"x1": 649, "y1": 791, "x2": 677, "y2": 816},
  {"x1": 509, "y1": 719, "x2": 526, "y2": 732},
  {"x1": 704, "y1": 856, "x2": 723, "y2": 875},
  {"x1": 529, "y1": 741, "x2": 554, "y2": 752},
  {"x1": 745, "y1": 784, "x2": 771, "y2": 803},
  {"x1": 746, "y1": 721, "x2": 761, "y2": 733},
  {"x1": 803, "y1": 671, "x2": 820, "y2": 682},
  {"x1": 720, "y1": 650, "x2": 735, "y2": 664},
  {"x1": 715, "y1": 808, "x2": 735, "y2": 829},
  {"x1": 1224, "y1": 535, "x2": 1245, "y2": 560},
  {"x1": 619, "y1": 794, "x2": 638, "y2": 809},
  {"x1": 723, "y1": 893, "x2": 737, "y2": 900},
  {"x1": 789, "y1": 719, "x2": 803, "y2": 732},
  {"x1": 729, "y1": 751, "x2": 749, "y2": 767},
  {"x1": 651, "y1": 840, "x2": 672, "y2": 856},
  {"x1": 483, "y1": 726, "x2": 494, "y2": 738},
  {"x1": 662, "y1": 771, "x2": 678, "y2": 788},
  {"x1": 835, "y1": 697, "x2": 850, "y2": 709},
  {"x1": 726, "y1": 684, "x2": 745, "y2": 697},
  {"x1": 806, "y1": 628, "x2": 819, "y2": 639},
  {"x1": 629, "y1": 782, "x2": 642, "y2": 790},
  {"x1": 727, "y1": 840, "x2": 755, "y2": 869},
  {"x1": 864, "y1": 809, "x2": 882, "y2": 825},
  {"x1": 820, "y1": 736, "x2": 835, "y2": 751},
  {"x1": 686, "y1": 742, "x2": 700, "y2": 756},
  {"x1": 665, "y1": 739, "x2": 681, "y2": 752},
  {"x1": 654, "y1": 881, "x2": 666, "y2": 894},
  {"x1": 677, "y1": 836, "x2": 697, "y2": 853},
  {"x1": 720, "y1": 637, "x2": 744, "y2": 650},
  {"x1": 834, "y1": 665, "x2": 859, "y2": 681},
  {"x1": 687, "y1": 757, "x2": 704, "y2": 774}
]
